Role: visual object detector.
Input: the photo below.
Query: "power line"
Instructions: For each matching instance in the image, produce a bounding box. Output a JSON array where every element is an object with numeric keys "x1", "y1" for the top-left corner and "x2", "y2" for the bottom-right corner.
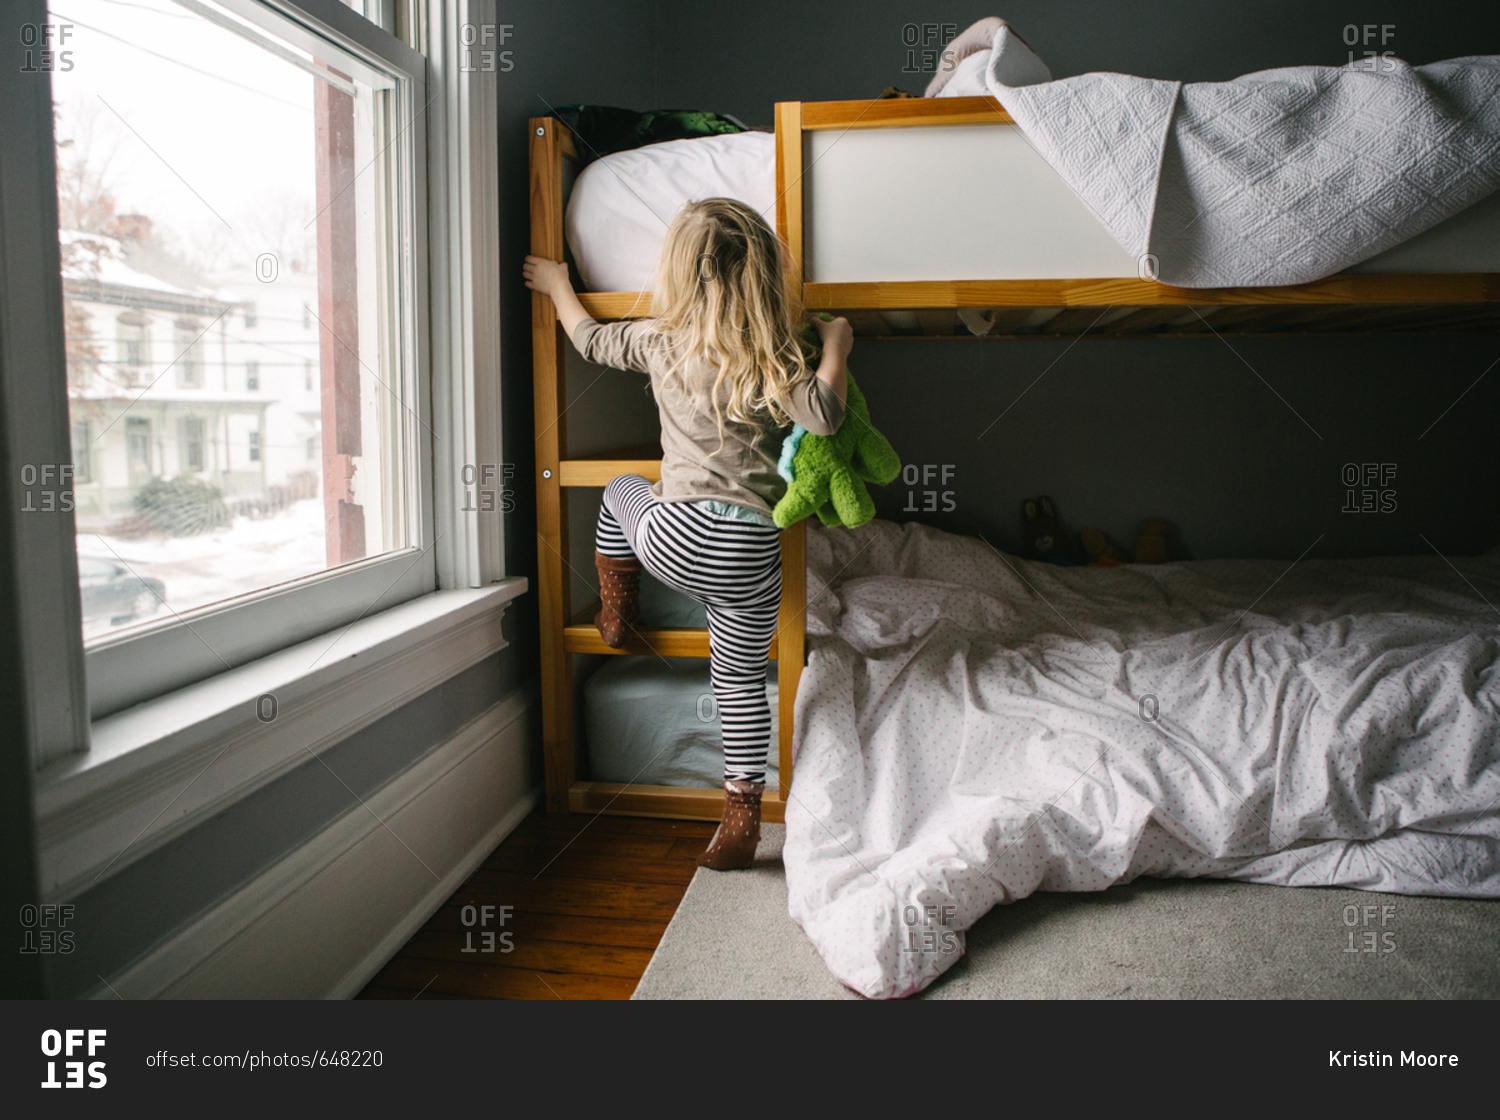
[{"x1": 53, "y1": 11, "x2": 312, "y2": 113}]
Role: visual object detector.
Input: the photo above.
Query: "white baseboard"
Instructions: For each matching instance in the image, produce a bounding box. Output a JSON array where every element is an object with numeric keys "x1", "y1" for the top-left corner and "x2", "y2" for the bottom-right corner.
[{"x1": 93, "y1": 680, "x2": 540, "y2": 999}]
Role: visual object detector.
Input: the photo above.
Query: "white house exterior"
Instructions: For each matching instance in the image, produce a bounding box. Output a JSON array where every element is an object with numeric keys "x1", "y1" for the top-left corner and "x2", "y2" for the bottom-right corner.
[{"x1": 63, "y1": 232, "x2": 323, "y2": 531}]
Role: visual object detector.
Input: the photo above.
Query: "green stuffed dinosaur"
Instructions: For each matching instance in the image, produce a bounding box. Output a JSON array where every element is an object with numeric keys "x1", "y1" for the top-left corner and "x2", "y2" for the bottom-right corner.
[{"x1": 772, "y1": 318, "x2": 901, "y2": 530}]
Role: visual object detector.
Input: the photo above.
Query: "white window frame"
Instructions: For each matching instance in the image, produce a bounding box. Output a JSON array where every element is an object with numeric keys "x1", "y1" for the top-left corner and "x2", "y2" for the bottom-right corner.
[
  {"x1": 76, "y1": 0, "x2": 438, "y2": 720},
  {"x1": 1, "y1": 0, "x2": 520, "y2": 897}
]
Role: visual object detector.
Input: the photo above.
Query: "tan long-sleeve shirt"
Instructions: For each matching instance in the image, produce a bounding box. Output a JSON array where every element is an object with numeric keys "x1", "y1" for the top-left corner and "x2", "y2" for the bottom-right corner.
[{"x1": 571, "y1": 317, "x2": 846, "y2": 518}]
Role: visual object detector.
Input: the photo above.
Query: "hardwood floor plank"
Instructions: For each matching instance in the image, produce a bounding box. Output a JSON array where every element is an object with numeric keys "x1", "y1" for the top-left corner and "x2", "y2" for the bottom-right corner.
[
  {"x1": 368, "y1": 956, "x2": 636, "y2": 1001},
  {"x1": 446, "y1": 868, "x2": 685, "y2": 924},
  {"x1": 480, "y1": 845, "x2": 699, "y2": 887},
  {"x1": 393, "y1": 929, "x2": 655, "y2": 979},
  {"x1": 357, "y1": 809, "x2": 709, "y2": 1000},
  {"x1": 416, "y1": 905, "x2": 668, "y2": 950}
]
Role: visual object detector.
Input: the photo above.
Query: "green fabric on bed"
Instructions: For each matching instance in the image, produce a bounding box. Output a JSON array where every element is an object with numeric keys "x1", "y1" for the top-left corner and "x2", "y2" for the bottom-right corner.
[{"x1": 550, "y1": 105, "x2": 747, "y2": 162}]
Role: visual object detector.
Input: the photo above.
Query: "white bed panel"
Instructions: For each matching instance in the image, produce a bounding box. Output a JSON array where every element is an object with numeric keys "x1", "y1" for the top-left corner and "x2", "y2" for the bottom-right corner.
[
  {"x1": 1345, "y1": 184, "x2": 1500, "y2": 274},
  {"x1": 803, "y1": 124, "x2": 1142, "y2": 283}
]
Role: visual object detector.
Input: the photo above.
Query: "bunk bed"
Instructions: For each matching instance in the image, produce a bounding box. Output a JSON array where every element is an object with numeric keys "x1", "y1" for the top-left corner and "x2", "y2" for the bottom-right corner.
[{"x1": 530, "y1": 94, "x2": 1500, "y2": 826}]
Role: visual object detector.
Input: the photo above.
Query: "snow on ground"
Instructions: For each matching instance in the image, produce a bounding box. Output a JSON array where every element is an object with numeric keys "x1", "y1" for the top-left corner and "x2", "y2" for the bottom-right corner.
[{"x1": 81, "y1": 498, "x2": 327, "y2": 640}]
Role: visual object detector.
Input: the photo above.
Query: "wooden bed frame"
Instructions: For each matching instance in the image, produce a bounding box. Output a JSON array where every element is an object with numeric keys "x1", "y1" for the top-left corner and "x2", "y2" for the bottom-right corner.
[{"x1": 530, "y1": 96, "x2": 1500, "y2": 821}]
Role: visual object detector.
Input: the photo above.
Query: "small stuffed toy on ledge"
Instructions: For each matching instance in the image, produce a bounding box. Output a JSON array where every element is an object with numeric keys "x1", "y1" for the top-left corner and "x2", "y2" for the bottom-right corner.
[{"x1": 772, "y1": 317, "x2": 901, "y2": 529}]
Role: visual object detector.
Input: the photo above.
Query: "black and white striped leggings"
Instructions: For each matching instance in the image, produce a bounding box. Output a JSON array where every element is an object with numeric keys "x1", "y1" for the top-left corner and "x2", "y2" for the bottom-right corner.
[{"x1": 596, "y1": 474, "x2": 782, "y2": 784}]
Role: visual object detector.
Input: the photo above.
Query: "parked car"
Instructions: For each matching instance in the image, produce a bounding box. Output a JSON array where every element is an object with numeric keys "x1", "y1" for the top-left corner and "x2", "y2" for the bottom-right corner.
[{"x1": 78, "y1": 554, "x2": 165, "y2": 625}]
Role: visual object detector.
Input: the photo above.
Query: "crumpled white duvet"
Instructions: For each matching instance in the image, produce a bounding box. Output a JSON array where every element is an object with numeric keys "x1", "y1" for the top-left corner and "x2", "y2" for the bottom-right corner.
[{"x1": 784, "y1": 520, "x2": 1500, "y2": 999}]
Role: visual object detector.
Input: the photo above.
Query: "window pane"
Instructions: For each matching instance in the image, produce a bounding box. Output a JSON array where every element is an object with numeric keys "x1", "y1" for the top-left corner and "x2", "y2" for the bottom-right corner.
[{"x1": 52, "y1": 0, "x2": 416, "y2": 643}]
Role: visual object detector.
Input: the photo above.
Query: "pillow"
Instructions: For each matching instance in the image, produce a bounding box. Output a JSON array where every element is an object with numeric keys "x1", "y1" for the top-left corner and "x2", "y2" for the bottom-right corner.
[{"x1": 565, "y1": 130, "x2": 775, "y2": 293}]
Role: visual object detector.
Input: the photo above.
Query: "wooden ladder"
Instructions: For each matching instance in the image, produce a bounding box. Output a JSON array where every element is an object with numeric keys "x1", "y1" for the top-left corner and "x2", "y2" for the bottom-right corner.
[{"x1": 529, "y1": 116, "x2": 803, "y2": 823}]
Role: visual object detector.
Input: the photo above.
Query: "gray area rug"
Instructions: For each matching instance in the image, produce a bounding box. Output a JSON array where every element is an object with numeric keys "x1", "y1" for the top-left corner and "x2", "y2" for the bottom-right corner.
[{"x1": 632, "y1": 826, "x2": 1500, "y2": 999}]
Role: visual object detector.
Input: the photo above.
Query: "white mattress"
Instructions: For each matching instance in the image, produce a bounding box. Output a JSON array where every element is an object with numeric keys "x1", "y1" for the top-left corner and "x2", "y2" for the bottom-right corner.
[
  {"x1": 566, "y1": 131, "x2": 776, "y2": 293},
  {"x1": 584, "y1": 656, "x2": 780, "y2": 788}
]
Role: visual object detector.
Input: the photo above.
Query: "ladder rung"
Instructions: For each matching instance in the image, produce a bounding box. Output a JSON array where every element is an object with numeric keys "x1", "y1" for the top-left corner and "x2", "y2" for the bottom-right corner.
[
  {"x1": 578, "y1": 291, "x2": 653, "y2": 320},
  {"x1": 564, "y1": 606, "x2": 778, "y2": 659},
  {"x1": 558, "y1": 458, "x2": 661, "y2": 487},
  {"x1": 569, "y1": 782, "x2": 787, "y2": 821}
]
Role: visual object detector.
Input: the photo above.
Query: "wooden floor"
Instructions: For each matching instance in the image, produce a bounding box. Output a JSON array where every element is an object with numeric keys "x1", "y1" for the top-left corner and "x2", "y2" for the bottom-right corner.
[{"x1": 357, "y1": 809, "x2": 715, "y2": 1000}]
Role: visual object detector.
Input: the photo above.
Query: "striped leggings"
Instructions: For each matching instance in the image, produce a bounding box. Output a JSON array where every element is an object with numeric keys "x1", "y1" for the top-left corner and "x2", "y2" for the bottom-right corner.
[{"x1": 595, "y1": 474, "x2": 782, "y2": 784}]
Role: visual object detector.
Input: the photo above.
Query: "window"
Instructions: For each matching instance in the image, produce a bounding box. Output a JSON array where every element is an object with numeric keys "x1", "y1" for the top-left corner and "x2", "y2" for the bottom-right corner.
[
  {"x1": 116, "y1": 313, "x2": 148, "y2": 383},
  {"x1": 72, "y1": 421, "x2": 91, "y2": 484},
  {"x1": 174, "y1": 321, "x2": 205, "y2": 388},
  {"x1": 306, "y1": 434, "x2": 320, "y2": 461},
  {"x1": 179, "y1": 417, "x2": 207, "y2": 474},
  {"x1": 125, "y1": 418, "x2": 152, "y2": 482},
  {"x1": 46, "y1": 0, "x2": 435, "y2": 714}
]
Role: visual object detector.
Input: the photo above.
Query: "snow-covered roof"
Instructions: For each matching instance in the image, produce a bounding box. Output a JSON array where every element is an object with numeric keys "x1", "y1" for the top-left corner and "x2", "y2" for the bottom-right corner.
[{"x1": 60, "y1": 229, "x2": 224, "y2": 302}]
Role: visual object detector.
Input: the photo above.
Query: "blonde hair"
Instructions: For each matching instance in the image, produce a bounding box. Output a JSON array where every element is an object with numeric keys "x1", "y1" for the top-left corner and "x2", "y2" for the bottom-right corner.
[{"x1": 649, "y1": 198, "x2": 811, "y2": 450}]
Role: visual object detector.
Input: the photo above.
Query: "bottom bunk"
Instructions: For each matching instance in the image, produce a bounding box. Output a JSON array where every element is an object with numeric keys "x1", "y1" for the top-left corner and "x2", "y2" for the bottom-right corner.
[{"x1": 774, "y1": 518, "x2": 1500, "y2": 998}]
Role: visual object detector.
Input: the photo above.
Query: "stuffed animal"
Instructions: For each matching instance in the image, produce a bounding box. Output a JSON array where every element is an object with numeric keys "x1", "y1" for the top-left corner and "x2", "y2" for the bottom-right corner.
[
  {"x1": 772, "y1": 323, "x2": 901, "y2": 530},
  {"x1": 1022, "y1": 495, "x2": 1075, "y2": 564},
  {"x1": 1080, "y1": 527, "x2": 1125, "y2": 567},
  {"x1": 1134, "y1": 518, "x2": 1170, "y2": 564},
  {"x1": 1078, "y1": 519, "x2": 1172, "y2": 564}
]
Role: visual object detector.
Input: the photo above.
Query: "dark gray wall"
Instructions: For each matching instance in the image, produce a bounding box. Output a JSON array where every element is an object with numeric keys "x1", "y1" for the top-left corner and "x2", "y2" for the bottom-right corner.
[
  {"x1": 656, "y1": 1, "x2": 1499, "y2": 125},
  {"x1": 493, "y1": 3, "x2": 664, "y2": 696},
  {"x1": 638, "y1": 1, "x2": 1500, "y2": 560}
]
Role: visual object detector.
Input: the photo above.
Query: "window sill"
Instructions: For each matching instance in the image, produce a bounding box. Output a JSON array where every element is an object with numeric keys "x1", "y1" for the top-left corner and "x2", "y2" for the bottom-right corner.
[{"x1": 34, "y1": 577, "x2": 528, "y2": 901}]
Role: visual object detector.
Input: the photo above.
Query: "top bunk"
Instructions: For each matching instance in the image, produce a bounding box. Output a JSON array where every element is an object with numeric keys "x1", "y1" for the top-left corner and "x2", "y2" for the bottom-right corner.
[{"x1": 530, "y1": 96, "x2": 1500, "y2": 338}]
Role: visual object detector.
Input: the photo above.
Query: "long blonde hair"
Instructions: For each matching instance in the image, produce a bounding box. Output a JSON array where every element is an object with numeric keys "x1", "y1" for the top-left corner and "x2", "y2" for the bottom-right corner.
[{"x1": 649, "y1": 198, "x2": 811, "y2": 450}]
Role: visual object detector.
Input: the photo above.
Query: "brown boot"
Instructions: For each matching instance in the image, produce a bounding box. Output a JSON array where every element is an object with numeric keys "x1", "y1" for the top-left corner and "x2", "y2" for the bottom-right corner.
[
  {"x1": 696, "y1": 780, "x2": 764, "y2": 871},
  {"x1": 594, "y1": 551, "x2": 642, "y2": 648}
]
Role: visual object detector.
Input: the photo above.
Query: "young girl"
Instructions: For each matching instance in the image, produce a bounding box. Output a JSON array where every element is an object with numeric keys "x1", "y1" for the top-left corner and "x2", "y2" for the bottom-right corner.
[{"x1": 524, "y1": 198, "x2": 852, "y2": 870}]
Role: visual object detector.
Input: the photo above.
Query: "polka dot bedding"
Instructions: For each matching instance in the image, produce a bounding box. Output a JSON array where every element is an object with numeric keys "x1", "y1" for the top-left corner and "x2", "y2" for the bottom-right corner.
[{"x1": 785, "y1": 519, "x2": 1500, "y2": 998}]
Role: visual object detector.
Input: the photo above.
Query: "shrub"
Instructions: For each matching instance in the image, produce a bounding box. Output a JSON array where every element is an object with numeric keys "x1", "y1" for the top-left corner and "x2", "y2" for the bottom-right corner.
[{"x1": 132, "y1": 476, "x2": 231, "y2": 536}]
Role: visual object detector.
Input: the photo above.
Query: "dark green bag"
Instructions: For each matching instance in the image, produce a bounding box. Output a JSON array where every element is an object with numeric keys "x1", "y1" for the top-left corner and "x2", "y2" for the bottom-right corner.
[{"x1": 549, "y1": 105, "x2": 749, "y2": 163}]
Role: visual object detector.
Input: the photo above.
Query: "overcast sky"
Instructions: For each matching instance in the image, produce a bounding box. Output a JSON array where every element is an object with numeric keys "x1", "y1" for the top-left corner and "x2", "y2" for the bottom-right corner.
[{"x1": 48, "y1": 0, "x2": 332, "y2": 276}]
